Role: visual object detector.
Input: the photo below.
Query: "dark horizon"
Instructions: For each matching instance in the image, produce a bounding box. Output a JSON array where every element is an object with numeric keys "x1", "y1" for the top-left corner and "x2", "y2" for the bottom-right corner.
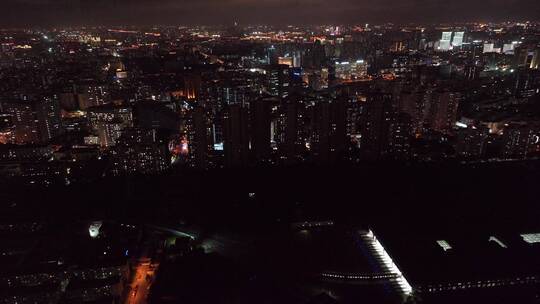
[{"x1": 1, "y1": 0, "x2": 540, "y2": 27}]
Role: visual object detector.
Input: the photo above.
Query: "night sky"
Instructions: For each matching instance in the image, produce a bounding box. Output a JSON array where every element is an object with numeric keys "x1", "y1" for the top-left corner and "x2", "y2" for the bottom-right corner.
[{"x1": 1, "y1": 0, "x2": 539, "y2": 26}]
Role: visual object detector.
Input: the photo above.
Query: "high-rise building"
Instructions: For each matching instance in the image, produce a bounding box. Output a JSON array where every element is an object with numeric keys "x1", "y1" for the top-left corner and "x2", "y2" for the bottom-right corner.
[
  {"x1": 516, "y1": 47, "x2": 539, "y2": 69},
  {"x1": 223, "y1": 104, "x2": 250, "y2": 167},
  {"x1": 455, "y1": 127, "x2": 489, "y2": 158},
  {"x1": 267, "y1": 45, "x2": 278, "y2": 65},
  {"x1": 88, "y1": 105, "x2": 133, "y2": 147},
  {"x1": 451, "y1": 32, "x2": 465, "y2": 47},
  {"x1": 387, "y1": 113, "x2": 413, "y2": 159},
  {"x1": 360, "y1": 92, "x2": 395, "y2": 159},
  {"x1": 310, "y1": 96, "x2": 347, "y2": 163},
  {"x1": 292, "y1": 51, "x2": 302, "y2": 68},
  {"x1": 2, "y1": 101, "x2": 40, "y2": 144},
  {"x1": 76, "y1": 84, "x2": 110, "y2": 110},
  {"x1": 283, "y1": 94, "x2": 307, "y2": 163},
  {"x1": 135, "y1": 101, "x2": 180, "y2": 131},
  {"x1": 513, "y1": 68, "x2": 540, "y2": 97},
  {"x1": 500, "y1": 125, "x2": 539, "y2": 159},
  {"x1": 110, "y1": 128, "x2": 169, "y2": 176},
  {"x1": 35, "y1": 96, "x2": 62, "y2": 143},
  {"x1": 189, "y1": 106, "x2": 214, "y2": 169},
  {"x1": 530, "y1": 51, "x2": 539, "y2": 70},
  {"x1": 398, "y1": 88, "x2": 428, "y2": 136},
  {"x1": 483, "y1": 43, "x2": 495, "y2": 53},
  {"x1": 427, "y1": 90, "x2": 461, "y2": 134},
  {"x1": 464, "y1": 64, "x2": 481, "y2": 80},
  {"x1": 249, "y1": 98, "x2": 272, "y2": 162},
  {"x1": 184, "y1": 73, "x2": 202, "y2": 100},
  {"x1": 266, "y1": 64, "x2": 291, "y2": 98},
  {"x1": 345, "y1": 97, "x2": 363, "y2": 141},
  {"x1": 439, "y1": 32, "x2": 453, "y2": 51},
  {"x1": 502, "y1": 43, "x2": 516, "y2": 55},
  {"x1": 307, "y1": 40, "x2": 326, "y2": 69}
]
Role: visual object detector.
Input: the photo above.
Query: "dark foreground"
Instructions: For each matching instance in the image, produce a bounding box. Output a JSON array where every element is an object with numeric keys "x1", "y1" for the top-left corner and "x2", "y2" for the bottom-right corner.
[{"x1": 1, "y1": 161, "x2": 539, "y2": 303}]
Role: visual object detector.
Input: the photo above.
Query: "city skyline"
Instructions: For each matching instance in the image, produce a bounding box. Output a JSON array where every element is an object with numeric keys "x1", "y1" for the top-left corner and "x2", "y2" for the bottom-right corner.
[{"x1": 1, "y1": 16, "x2": 540, "y2": 304}]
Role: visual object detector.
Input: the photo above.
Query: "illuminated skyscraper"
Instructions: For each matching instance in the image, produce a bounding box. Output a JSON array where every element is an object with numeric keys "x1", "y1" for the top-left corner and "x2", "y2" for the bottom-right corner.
[
  {"x1": 292, "y1": 51, "x2": 302, "y2": 68},
  {"x1": 502, "y1": 43, "x2": 516, "y2": 55},
  {"x1": 267, "y1": 45, "x2": 278, "y2": 65},
  {"x1": 483, "y1": 43, "x2": 495, "y2": 53},
  {"x1": 451, "y1": 32, "x2": 464, "y2": 47},
  {"x1": 266, "y1": 64, "x2": 290, "y2": 98},
  {"x1": 439, "y1": 32, "x2": 453, "y2": 51}
]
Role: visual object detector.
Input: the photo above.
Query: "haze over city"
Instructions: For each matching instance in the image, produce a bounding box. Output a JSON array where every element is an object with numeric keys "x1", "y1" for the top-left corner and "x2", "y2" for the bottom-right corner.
[{"x1": 0, "y1": 0, "x2": 540, "y2": 25}]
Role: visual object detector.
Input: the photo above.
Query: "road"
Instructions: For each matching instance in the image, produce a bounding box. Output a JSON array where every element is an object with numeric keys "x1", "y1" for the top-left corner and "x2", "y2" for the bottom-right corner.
[
  {"x1": 123, "y1": 224, "x2": 247, "y2": 304},
  {"x1": 126, "y1": 258, "x2": 159, "y2": 304}
]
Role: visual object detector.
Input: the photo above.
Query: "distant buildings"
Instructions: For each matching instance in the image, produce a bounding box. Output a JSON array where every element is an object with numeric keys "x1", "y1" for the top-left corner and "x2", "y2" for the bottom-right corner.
[
  {"x1": 88, "y1": 105, "x2": 133, "y2": 147},
  {"x1": 455, "y1": 126, "x2": 489, "y2": 159},
  {"x1": 500, "y1": 125, "x2": 540, "y2": 159},
  {"x1": 1, "y1": 96, "x2": 61, "y2": 144},
  {"x1": 2, "y1": 101, "x2": 40, "y2": 144},
  {"x1": 110, "y1": 128, "x2": 170, "y2": 176},
  {"x1": 334, "y1": 60, "x2": 368, "y2": 81},
  {"x1": 0, "y1": 23, "x2": 539, "y2": 181},
  {"x1": 0, "y1": 222, "x2": 134, "y2": 304}
]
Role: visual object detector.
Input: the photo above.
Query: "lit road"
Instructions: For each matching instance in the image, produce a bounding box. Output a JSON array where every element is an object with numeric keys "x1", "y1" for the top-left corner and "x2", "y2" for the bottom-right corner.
[
  {"x1": 124, "y1": 230, "x2": 160, "y2": 304},
  {"x1": 126, "y1": 259, "x2": 158, "y2": 304}
]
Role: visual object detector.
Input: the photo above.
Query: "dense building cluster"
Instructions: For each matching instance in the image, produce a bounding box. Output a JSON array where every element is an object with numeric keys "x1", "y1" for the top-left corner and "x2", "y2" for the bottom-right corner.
[
  {"x1": 0, "y1": 221, "x2": 138, "y2": 304},
  {"x1": 1, "y1": 22, "x2": 540, "y2": 183}
]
